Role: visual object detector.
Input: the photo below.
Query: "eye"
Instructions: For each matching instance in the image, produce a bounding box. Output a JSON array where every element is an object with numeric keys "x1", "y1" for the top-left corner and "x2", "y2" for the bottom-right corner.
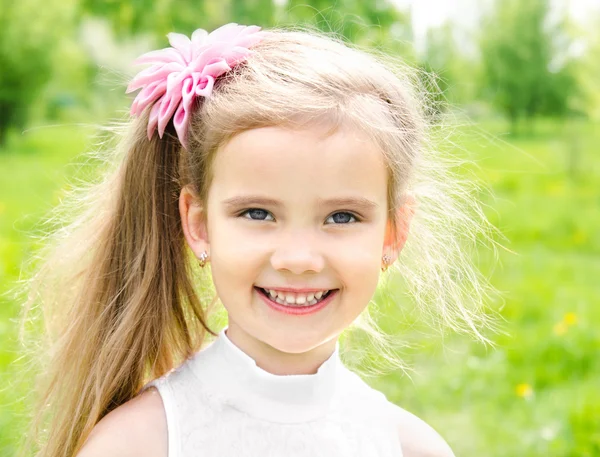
[
  {"x1": 237, "y1": 209, "x2": 361, "y2": 224},
  {"x1": 238, "y1": 208, "x2": 274, "y2": 222},
  {"x1": 325, "y1": 212, "x2": 360, "y2": 224}
]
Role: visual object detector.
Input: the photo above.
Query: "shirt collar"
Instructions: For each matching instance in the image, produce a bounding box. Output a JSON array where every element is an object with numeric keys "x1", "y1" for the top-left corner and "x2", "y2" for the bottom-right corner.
[{"x1": 190, "y1": 326, "x2": 343, "y2": 423}]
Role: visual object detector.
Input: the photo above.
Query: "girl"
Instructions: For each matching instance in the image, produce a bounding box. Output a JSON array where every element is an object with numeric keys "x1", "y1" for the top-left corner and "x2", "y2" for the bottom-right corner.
[{"x1": 17, "y1": 22, "x2": 499, "y2": 457}]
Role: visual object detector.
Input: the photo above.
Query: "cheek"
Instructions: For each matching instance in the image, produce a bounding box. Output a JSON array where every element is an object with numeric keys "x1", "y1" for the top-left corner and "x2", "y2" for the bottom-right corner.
[
  {"x1": 212, "y1": 229, "x2": 266, "y2": 274},
  {"x1": 330, "y1": 235, "x2": 382, "y2": 294},
  {"x1": 207, "y1": 217, "x2": 257, "y2": 296}
]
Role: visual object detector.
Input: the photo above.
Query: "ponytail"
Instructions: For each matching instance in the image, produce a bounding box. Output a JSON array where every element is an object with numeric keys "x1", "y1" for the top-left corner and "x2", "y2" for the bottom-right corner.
[{"x1": 15, "y1": 115, "x2": 216, "y2": 457}]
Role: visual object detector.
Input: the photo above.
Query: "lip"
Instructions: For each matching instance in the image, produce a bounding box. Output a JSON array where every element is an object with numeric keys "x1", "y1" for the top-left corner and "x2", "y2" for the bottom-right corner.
[
  {"x1": 256, "y1": 286, "x2": 336, "y2": 293},
  {"x1": 255, "y1": 286, "x2": 338, "y2": 316}
]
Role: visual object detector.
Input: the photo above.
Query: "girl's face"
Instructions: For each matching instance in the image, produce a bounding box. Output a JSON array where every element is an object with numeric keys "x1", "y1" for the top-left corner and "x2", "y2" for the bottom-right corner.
[{"x1": 182, "y1": 123, "x2": 407, "y2": 371}]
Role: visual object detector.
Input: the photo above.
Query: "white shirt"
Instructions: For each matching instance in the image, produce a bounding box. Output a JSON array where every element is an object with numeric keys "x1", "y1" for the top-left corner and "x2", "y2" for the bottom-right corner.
[{"x1": 143, "y1": 327, "x2": 404, "y2": 457}]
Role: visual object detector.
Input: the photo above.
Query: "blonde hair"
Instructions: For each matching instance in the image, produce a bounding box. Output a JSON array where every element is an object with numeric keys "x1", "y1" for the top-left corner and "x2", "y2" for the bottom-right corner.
[{"x1": 13, "y1": 25, "x2": 503, "y2": 457}]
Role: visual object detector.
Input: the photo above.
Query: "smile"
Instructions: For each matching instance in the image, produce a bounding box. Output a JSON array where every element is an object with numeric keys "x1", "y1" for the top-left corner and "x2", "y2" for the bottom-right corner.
[
  {"x1": 254, "y1": 286, "x2": 338, "y2": 315},
  {"x1": 257, "y1": 287, "x2": 334, "y2": 306}
]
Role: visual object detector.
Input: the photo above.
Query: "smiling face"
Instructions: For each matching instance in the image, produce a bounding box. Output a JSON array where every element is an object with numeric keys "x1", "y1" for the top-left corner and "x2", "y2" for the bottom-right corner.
[{"x1": 181, "y1": 122, "x2": 405, "y2": 373}]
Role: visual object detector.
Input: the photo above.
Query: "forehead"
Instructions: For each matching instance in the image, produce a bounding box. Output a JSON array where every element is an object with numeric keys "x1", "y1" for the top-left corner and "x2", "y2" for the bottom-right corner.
[{"x1": 209, "y1": 124, "x2": 388, "y2": 203}]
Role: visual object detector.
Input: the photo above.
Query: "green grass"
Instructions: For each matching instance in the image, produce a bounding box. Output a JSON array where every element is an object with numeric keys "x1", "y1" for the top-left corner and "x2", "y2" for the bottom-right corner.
[
  {"x1": 0, "y1": 124, "x2": 95, "y2": 455},
  {"x1": 1, "y1": 117, "x2": 598, "y2": 456},
  {"x1": 370, "y1": 118, "x2": 600, "y2": 456}
]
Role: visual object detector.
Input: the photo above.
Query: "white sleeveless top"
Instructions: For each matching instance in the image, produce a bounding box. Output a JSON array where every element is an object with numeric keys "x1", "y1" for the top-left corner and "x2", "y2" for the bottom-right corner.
[{"x1": 142, "y1": 327, "x2": 404, "y2": 457}]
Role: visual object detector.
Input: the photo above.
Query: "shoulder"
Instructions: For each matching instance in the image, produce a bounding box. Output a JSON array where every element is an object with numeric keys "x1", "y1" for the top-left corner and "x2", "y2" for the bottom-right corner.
[
  {"x1": 388, "y1": 403, "x2": 455, "y2": 457},
  {"x1": 76, "y1": 386, "x2": 168, "y2": 457}
]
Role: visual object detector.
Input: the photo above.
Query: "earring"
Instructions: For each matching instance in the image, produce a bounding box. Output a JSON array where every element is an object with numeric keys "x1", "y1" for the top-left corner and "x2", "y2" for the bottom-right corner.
[
  {"x1": 198, "y1": 250, "x2": 209, "y2": 268},
  {"x1": 381, "y1": 254, "x2": 391, "y2": 272}
]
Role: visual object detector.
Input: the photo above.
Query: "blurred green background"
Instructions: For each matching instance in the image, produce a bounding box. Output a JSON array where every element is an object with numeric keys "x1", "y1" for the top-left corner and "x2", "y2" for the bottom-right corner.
[{"x1": 0, "y1": 0, "x2": 598, "y2": 456}]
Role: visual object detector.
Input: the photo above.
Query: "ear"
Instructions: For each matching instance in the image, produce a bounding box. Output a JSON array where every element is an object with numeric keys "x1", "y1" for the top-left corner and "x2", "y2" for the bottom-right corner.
[
  {"x1": 383, "y1": 193, "x2": 416, "y2": 264},
  {"x1": 179, "y1": 185, "x2": 210, "y2": 259}
]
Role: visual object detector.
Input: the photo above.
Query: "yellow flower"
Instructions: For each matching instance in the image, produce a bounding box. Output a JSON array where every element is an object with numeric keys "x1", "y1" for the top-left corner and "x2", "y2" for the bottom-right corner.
[
  {"x1": 564, "y1": 312, "x2": 577, "y2": 326},
  {"x1": 553, "y1": 321, "x2": 568, "y2": 336},
  {"x1": 516, "y1": 383, "x2": 533, "y2": 398}
]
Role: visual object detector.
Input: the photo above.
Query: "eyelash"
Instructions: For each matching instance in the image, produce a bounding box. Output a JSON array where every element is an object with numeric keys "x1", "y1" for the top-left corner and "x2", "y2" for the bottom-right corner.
[{"x1": 237, "y1": 208, "x2": 362, "y2": 224}]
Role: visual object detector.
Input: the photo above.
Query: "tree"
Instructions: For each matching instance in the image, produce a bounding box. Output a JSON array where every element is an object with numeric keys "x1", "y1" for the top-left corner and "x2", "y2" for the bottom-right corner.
[
  {"x1": 573, "y1": 11, "x2": 600, "y2": 120},
  {"x1": 479, "y1": 0, "x2": 578, "y2": 131},
  {"x1": 80, "y1": 0, "x2": 277, "y2": 41},
  {"x1": 284, "y1": 0, "x2": 413, "y2": 55},
  {"x1": 418, "y1": 22, "x2": 461, "y2": 118},
  {"x1": 79, "y1": 0, "x2": 413, "y2": 61},
  {"x1": 0, "y1": 0, "x2": 77, "y2": 145}
]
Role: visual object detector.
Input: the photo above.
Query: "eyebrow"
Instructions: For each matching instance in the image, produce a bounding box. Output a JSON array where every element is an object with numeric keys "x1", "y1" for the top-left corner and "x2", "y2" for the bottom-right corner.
[{"x1": 222, "y1": 195, "x2": 380, "y2": 211}]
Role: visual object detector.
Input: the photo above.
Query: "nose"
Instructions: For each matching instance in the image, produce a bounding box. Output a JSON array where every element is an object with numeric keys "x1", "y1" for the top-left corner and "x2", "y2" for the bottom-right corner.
[{"x1": 270, "y1": 230, "x2": 325, "y2": 274}]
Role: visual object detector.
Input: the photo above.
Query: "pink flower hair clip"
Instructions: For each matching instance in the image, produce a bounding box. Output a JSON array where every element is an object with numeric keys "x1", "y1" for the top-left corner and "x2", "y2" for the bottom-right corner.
[{"x1": 126, "y1": 23, "x2": 266, "y2": 150}]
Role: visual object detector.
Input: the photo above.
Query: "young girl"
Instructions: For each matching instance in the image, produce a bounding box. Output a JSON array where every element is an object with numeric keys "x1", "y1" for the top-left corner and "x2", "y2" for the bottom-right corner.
[{"x1": 17, "y1": 22, "x2": 499, "y2": 457}]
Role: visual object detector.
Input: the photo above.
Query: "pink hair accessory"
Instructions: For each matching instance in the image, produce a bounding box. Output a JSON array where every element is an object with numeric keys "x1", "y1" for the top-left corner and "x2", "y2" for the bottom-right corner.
[{"x1": 126, "y1": 23, "x2": 266, "y2": 149}]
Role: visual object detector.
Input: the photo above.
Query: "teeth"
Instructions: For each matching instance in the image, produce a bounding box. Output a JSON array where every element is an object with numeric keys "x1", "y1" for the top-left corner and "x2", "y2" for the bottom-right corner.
[{"x1": 261, "y1": 288, "x2": 332, "y2": 306}]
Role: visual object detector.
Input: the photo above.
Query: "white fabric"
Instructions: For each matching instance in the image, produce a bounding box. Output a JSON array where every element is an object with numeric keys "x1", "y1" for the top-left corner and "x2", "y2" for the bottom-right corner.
[{"x1": 143, "y1": 327, "x2": 404, "y2": 457}]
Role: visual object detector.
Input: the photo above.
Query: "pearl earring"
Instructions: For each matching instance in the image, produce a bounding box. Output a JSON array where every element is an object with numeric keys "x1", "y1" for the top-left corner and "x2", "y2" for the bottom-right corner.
[
  {"x1": 381, "y1": 254, "x2": 391, "y2": 272},
  {"x1": 198, "y1": 250, "x2": 209, "y2": 268}
]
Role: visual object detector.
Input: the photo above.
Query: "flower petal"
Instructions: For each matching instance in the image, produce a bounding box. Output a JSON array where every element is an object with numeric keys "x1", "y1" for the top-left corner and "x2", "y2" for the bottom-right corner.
[
  {"x1": 191, "y1": 28, "x2": 209, "y2": 60},
  {"x1": 130, "y1": 79, "x2": 167, "y2": 116},
  {"x1": 127, "y1": 62, "x2": 183, "y2": 93},
  {"x1": 235, "y1": 28, "x2": 266, "y2": 48},
  {"x1": 189, "y1": 43, "x2": 229, "y2": 73},
  {"x1": 223, "y1": 47, "x2": 253, "y2": 67},
  {"x1": 202, "y1": 59, "x2": 231, "y2": 78},
  {"x1": 173, "y1": 103, "x2": 189, "y2": 150},
  {"x1": 237, "y1": 25, "x2": 262, "y2": 37},
  {"x1": 165, "y1": 67, "x2": 190, "y2": 94},
  {"x1": 206, "y1": 23, "x2": 241, "y2": 43},
  {"x1": 157, "y1": 82, "x2": 183, "y2": 138},
  {"x1": 195, "y1": 75, "x2": 215, "y2": 97},
  {"x1": 132, "y1": 47, "x2": 187, "y2": 66},
  {"x1": 181, "y1": 73, "x2": 200, "y2": 112},
  {"x1": 147, "y1": 100, "x2": 162, "y2": 141},
  {"x1": 167, "y1": 32, "x2": 192, "y2": 62}
]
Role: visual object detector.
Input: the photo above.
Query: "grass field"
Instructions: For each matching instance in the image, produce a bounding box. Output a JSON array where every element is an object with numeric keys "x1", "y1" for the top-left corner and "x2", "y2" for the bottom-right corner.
[{"x1": 0, "y1": 117, "x2": 598, "y2": 456}]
